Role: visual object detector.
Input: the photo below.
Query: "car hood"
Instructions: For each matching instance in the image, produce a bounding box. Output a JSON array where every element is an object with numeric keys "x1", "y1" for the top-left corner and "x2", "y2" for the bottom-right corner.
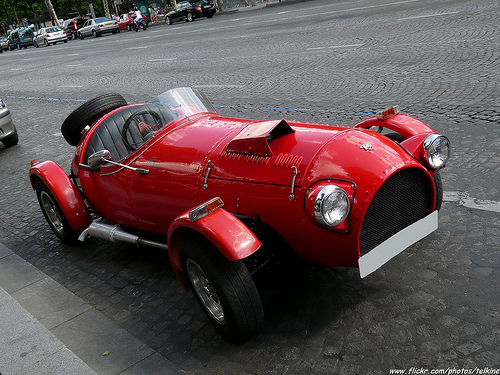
[{"x1": 208, "y1": 119, "x2": 420, "y2": 189}]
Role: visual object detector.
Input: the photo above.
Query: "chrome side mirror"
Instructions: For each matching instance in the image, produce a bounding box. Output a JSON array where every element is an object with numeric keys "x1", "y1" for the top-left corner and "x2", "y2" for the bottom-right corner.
[
  {"x1": 87, "y1": 149, "x2": 149, "y2": 174},
  {"x1": 88, "y1": 150, "x2": 112, "y2": 169}
]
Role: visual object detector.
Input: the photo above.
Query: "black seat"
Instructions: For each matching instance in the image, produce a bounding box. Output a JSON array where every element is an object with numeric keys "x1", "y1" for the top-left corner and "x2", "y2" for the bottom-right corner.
[{"x1": 85, "y1": 104, "x2": 177, "y2": 162}]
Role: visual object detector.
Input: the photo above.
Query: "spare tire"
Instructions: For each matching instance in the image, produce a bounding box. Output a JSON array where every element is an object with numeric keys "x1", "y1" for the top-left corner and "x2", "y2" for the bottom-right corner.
[{"x1": 61, "y1": 93, "x2": 127, "y2": 146}]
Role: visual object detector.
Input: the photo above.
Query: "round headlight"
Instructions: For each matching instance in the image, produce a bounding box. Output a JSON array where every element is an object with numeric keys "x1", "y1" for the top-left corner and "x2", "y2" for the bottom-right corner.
[
  {"x1": 314, "y1": 185, "x2": 350, "y2": 227},
  {"x1": 423, "y1": 134, "x2": 450, "y2": 169}
]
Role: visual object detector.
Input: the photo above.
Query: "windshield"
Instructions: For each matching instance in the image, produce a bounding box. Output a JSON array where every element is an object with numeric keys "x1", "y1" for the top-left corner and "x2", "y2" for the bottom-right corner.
[
  {"x1": 46, "y1": 27, "x2": 61, "y2": 33},
  {"x1": 157, "y1": 87, "x2": 218, "y2": 119}
]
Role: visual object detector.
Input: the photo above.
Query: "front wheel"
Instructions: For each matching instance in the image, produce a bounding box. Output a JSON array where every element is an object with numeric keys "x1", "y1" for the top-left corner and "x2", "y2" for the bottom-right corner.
[
  {"x1": 179, "y1": 236, "x2": 264, "y2": 342},
  {"x1": 165, "y1": 16, "x2": 172, "y2": 25},
  {"x1": 35, "y1": 181, "x2": 81, "y2": 244}
]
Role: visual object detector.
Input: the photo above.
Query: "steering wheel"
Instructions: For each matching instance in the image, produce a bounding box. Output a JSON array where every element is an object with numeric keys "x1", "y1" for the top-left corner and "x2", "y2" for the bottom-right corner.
[{"x1": 121, "y1": 109, "x2": 164, "y2": 152}]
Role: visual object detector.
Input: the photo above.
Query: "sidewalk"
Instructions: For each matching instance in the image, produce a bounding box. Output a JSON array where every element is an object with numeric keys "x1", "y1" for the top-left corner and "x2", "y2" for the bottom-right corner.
[{"x1": 0, "y1": 243, "x2": 184, "y2": 375}]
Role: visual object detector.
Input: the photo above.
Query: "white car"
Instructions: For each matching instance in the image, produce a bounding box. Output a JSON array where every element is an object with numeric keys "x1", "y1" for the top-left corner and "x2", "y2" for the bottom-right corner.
[
  {"x1": 77, "y1": 17, "x2": 119, "y2": 39},
  {"x1": 0, "y1": 98, "x2": 18, "y2": 148},
  {"x1": 33, "y1": 26, "x2": 68, "y2": 47}
]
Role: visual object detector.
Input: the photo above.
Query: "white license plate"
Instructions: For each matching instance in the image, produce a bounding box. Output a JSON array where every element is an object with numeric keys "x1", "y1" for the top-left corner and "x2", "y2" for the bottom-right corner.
[{"x1": 358, "y1": 211, "x2": 438, "y2": 278}]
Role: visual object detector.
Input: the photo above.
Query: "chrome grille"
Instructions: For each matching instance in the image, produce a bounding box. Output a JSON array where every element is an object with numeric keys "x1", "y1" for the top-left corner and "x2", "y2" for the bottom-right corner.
[{"x1": 359, "y1": 168, "x2": 432, "y2": 256}]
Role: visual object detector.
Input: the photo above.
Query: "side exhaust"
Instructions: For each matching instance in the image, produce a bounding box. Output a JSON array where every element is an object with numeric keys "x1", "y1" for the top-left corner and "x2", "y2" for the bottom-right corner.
[{"x1": 78, "y1": 222, "x2": 168, "y2": 250}]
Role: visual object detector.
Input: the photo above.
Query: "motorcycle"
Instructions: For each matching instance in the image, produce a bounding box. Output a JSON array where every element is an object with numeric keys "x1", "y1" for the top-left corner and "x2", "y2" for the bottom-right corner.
[{"x1": 133, "y1": 16, "x2": 148, "y2": 31}]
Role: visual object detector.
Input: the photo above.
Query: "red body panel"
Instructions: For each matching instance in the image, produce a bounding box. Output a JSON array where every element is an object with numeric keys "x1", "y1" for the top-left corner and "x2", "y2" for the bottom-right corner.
[{"x1": 29, "y1": 160, "x2": 92, "y2": 231}]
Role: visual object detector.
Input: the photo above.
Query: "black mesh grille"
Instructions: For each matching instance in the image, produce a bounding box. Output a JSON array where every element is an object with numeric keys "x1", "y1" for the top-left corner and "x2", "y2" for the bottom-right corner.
[{"x1": 359, "y1": 168, "x2": 432, "y2": 256}]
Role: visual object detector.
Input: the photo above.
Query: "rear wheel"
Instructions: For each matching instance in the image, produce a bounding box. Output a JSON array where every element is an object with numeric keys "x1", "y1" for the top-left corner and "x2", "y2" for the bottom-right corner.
[
  {"x1": 179, "y1": 235, "x2": 264, "y2": 342},
  {"x1": 165, "y1": 16, "x2": 172, "y2": 25},
  {"x1": 186, "y1": 12, "x2": 193, "y2": 22},
  {"x1": 35, "y1": 181, "x2": 81, "y2": 244},
  {"x1": 44, "y1": 39, "x2": 49, "y2": 46},
  {"x1": 61, "y1": 93, "x2": 127, "y2": 146}
]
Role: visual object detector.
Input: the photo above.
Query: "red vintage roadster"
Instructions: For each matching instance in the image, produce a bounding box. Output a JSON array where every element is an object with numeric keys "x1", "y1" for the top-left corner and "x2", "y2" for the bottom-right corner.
[{"x1": 29, "y1": 88, "x2": 450, "y2": 341}]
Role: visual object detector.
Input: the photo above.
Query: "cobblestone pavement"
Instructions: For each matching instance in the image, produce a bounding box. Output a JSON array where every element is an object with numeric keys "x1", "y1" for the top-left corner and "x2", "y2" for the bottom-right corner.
[{"x1": 0, "y1": 0, "x2": 499, "y2": 373}]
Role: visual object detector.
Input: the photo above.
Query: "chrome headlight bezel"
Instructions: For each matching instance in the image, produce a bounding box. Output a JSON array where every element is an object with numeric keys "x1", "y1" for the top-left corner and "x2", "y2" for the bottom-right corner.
[
  {"x1": 422, "y1": 134, "x2": 450, "y2": 170},
  {"x1": 314, "y1": 185, "x2": 350, "y2": 227}
]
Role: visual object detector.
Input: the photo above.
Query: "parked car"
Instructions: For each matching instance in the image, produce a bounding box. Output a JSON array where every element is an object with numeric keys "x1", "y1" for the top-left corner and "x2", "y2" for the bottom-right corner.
[
  {"x1": 192, "y1": 0, "x2": 216, "y2": 18},
  {"x1": 33, "y1": 26, "x2": 68, "y2": 47},
  {"x1": 0, "y1": 36, "x2": 8, "y2": 52},
  {"x1": 165, "y1": 1, "x2": 198, "y2": 24},
  {"x1": 61, "y1": 16, "x2": 89, "y2": 40},
  {"x1": 29, "y1": 88, "x2": 450, "y2": 342},
  {"x1": 77, "y1": 17, "x2": 119, "y2": 39},
  {"x1": 0, "y1": 98, "x2": 19, "y2": 147},
  {"x1": 7, "y1": 27, "x2": 34, "y2": 50}
]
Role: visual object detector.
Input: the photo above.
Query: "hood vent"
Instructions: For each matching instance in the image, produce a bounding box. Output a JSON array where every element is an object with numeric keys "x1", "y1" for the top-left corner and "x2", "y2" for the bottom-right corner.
[{"x1": 226, "y1": 119, "x2": 294, "y2": 157}]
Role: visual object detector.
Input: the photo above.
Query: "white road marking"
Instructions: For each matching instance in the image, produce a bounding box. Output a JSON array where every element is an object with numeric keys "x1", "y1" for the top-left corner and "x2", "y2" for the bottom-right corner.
[{"x1": 444, "y1": 191, "x2": 500, "y2": 213}]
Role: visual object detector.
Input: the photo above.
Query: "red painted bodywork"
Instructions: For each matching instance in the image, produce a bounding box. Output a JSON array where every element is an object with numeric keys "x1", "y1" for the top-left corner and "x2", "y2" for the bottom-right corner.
[
  {"x1": 29, "y1": 160, "x2": 92, "y2": 231},
  {"x1": 31, "y1": 91, "x2": 443, "y2": 282}
]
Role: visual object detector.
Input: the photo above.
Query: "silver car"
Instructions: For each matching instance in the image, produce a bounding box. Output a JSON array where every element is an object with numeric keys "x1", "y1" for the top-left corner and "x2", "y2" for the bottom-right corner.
[
  {"x1": 0, "y1": 98, "x2": 18, "y2": 148},
  {"x1": 77, "y1": 17, "x2": 119, "y2": 39},
  {"x1": 33, "y1": 26, "x2": 68, "y2": 47}
]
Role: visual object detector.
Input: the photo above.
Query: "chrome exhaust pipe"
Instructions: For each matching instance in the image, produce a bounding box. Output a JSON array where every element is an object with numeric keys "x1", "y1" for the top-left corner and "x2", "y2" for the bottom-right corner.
[{"x1": 79, "y1": 222, "x2": 168, "y2": 250}]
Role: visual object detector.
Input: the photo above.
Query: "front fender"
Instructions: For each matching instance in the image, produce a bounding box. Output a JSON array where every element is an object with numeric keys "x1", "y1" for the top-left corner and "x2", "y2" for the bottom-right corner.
[
  {"x1": 29, "y1": 160, "x2": 92, "y2": 231},
  {"x1": 167, "y1": 207, "x2": 261, "y2": 289},
  {"x1": 354, "y1": 113, "x2": 434, "y2": 139}
]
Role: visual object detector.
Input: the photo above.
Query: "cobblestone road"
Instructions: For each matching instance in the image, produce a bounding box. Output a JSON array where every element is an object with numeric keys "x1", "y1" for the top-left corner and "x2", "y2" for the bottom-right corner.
[{"x1": 0, "y1": 0, "x2": 499, "y2": 373}]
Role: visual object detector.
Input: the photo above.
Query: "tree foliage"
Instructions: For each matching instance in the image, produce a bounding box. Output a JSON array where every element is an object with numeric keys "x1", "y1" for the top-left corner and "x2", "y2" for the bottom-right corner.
[{"x1": 0, "y1": 0, "x2": 103, "y2": 31}]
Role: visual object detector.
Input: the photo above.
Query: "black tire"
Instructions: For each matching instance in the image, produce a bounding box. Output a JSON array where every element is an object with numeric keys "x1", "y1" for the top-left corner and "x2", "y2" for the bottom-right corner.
[
  {"x1": 44, "y1": 39, "x2": 49, "y2": 47},
  {"x1": 207, "y1": 14, "x2": 213, "y2": 18},
  {"x1": 92, "y1": 29, "x2": 98, "y2": 38},
  {"x1": 34, "y1": 41, "x2": 39, "y2": 48},
  {"x1": 61, "y1": 93, "x2": 127, "y2": 146},
  {"x1": 35, "y1": 180, "x2": 81, "y2": 244},
  {"x1": 78, "y1": 32, "x2": 84, "y2": 40},
  {"x1": 2, "y1": 128, "x2": 18, "y2": 147},
  {"x1": 179, "y1": 235, "x2": 264, "y2": 342},
  {"x1": 385, "y1": 132, "x2": 443, "y2": 211},
  {"x1": 165, "y1": 16, "x2": 172, "y2": 25},
  {"x1": 186, "y1": 12, "x2": 193, "y2": 22},
  {"x1": 433, "y1": 171, "x2": 443, "y2": 211}
]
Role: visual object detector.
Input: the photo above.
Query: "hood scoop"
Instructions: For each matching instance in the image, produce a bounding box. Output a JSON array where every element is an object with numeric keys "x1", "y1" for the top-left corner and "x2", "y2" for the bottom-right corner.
[{"x1": 226, "y1": 119, "x2": 295, "y2": 157}]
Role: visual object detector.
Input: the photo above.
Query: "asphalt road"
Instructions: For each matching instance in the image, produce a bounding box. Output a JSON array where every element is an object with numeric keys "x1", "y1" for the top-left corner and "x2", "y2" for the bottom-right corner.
[{"x1": 1, "y1": 0, "x2": 499, "y2": 373}]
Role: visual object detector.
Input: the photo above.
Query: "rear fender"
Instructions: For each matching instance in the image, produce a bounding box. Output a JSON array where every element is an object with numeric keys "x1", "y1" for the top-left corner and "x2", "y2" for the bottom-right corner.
[
  {"x1": 29, "y1": 160, "x2": 92, "y2": 231},
  {"x1": 354, "y1": 113, "x2": 434, "y2": 139},
  {"x1": 167, "y1": 207, "x2": 261, "y2": 290}
]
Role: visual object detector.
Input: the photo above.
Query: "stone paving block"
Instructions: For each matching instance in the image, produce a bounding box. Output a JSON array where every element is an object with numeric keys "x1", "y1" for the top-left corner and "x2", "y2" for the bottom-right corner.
[
  {"x1": 0, "y1": 297, "x2": 67, "y2": 375},
  {"x1": 0, "y1": 253, "x2": 46, "y2": 294},
  {"x1": 11, "y1": 276, "x2": 92, "y2": 330},
  {"x1": 18, "y1": 348, "x2": 97, "y2": 375},
  {"x1": 50, "y1": 308, "x2": 158, "y2": 375}
]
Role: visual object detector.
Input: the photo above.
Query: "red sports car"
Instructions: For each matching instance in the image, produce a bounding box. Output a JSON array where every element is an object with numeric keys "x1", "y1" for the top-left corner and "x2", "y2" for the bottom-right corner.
[{"x1": 29, "y1": 88, "x2": 450, "y2": 341}]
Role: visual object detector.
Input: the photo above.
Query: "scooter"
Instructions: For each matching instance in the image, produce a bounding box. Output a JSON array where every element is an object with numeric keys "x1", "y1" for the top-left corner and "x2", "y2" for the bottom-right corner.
[{"x1": 134, "y1": 16, "x2": 148, "y2": 31}]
